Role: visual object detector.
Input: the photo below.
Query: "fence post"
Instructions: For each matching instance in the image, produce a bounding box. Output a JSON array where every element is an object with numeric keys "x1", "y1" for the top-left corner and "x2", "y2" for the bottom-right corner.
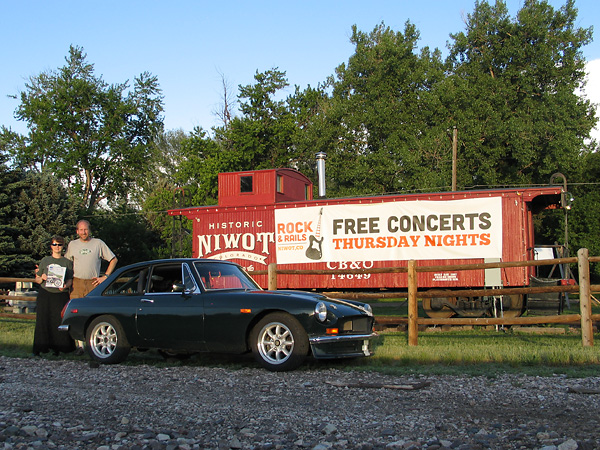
[
  {"x1": 268, "y1": 263, "x2": 278, "y2": 291},
  {"x1": 577, "y1": 248, "x2": 593, "y2": 347},
  {"x1": 408, "y1": 260, "x2": 418, "y2": 346}
]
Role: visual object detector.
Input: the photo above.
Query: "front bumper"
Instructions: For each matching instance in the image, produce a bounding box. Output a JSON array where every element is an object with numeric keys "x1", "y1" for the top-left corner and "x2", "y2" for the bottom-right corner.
[{"x1": 309, "y1": 332, "x2": 377, "y2": 359}]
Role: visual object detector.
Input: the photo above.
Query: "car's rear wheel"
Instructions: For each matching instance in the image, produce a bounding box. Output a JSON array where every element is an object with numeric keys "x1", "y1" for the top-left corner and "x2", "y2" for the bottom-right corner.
[
  {"x1": 250, "y1": 312, "x2": 309, "y2": 371},
  {"x1": 86, "y1": 315, "x2": 130, "y2": 364}
]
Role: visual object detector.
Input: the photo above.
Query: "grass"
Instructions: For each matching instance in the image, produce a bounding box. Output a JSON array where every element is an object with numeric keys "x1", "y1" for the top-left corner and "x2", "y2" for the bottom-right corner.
[
  {"x1": 0, "y1": 316, "x2": 35, "y2": 357},
  {"x1": 2, "y1": 315, "x2": 599, "y2": 377},
  {"x1": 363, "y1": 330, "x2": 600, "y2": 377}
]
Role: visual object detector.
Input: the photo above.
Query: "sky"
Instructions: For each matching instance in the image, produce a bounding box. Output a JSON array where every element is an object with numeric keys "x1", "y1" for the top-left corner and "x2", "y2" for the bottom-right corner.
[{"x1": 1, "y1": 0, "x2": 599, "y2": 140}]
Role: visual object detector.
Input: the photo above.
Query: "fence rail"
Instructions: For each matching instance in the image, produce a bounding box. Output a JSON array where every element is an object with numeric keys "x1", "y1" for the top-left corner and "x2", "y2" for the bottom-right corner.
[
  {"x1": 2, "y1": 250, "x2": 599, "y2": 347},
  {"x1": 253, "y1": 249, "x2": 599, "y2": 347},
  {"x1": 0, "y1": 278, "x2": 36, "y2": 302}
]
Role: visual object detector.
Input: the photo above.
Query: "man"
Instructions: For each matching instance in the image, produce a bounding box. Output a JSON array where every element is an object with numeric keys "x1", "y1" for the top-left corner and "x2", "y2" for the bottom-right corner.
[{"x1": 65, "y1": 220, "x2": 118, "y2": 299}]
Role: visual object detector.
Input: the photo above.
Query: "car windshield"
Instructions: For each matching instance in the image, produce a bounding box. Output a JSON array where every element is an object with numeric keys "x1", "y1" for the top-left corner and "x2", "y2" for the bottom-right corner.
[{"x1": 194, "y1": 262, "x2": 260, "y2": 291}]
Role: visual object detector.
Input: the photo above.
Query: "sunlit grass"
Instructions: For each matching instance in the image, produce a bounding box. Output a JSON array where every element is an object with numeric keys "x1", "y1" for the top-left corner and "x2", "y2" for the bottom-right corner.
[
  {"x1": 0, "y1": 317, "x2": 35, "y2": 356},
  {"x1": 366, "y1": 330, "x2": 600, "y2": 375},
  {"x1": 1, "y1": 316, "x2": 599, "y2": 376}
]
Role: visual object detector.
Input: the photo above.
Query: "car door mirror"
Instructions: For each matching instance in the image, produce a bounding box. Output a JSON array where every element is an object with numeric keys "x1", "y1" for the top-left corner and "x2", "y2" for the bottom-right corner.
[{"x1": 172, "y1": 283, "x2": 186, "y2": 293}]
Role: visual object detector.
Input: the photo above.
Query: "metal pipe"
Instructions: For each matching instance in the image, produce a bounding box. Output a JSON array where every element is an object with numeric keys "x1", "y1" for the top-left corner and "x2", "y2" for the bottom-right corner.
[{"x1": 316, "y1": 152, "x2": 326, "y2": 198}]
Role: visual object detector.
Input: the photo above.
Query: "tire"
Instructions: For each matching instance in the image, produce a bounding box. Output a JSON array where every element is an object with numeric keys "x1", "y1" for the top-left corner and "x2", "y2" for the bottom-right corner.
[
  {"x1": 85, "y1": 315, "x2": 131, "y2": 364},
  {"x1": 250, "y1": 312, "x2": 309, "y2": 372}
]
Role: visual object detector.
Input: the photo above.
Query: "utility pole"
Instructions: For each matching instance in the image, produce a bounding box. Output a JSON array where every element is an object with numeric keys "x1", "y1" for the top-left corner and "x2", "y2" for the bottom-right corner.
[{"x1": 452, "y1": 126, "x2": 457, "y2": 191}]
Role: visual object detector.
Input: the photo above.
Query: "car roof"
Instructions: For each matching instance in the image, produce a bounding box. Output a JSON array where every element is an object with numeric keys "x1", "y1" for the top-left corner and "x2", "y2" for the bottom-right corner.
[{"x1": 115, "y1": 258, "x2": 240, "y2": 272}]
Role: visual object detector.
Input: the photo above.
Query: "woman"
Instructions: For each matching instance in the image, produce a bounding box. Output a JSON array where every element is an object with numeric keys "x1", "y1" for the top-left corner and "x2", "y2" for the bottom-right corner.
[{"x1": 33, "y1": 235, "x2": 75, "y2": 356}]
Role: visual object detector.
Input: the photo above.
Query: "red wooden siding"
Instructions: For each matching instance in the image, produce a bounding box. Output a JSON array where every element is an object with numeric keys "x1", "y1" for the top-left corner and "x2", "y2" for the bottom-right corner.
[{"x1": 170, "y1": 181, "x2": 562, "y2": 291}]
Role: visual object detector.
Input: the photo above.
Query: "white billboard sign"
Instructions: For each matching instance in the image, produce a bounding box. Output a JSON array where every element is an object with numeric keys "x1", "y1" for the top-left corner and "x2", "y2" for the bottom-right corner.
[{"x1": 275, "y1": 197, "x2": 503, "y2": 264}]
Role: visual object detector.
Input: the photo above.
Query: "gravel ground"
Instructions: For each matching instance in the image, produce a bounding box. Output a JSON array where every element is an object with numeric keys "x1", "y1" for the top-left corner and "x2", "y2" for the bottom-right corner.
[{"x1": 0, "y1": 355, "x2": 599, "y2": 450}]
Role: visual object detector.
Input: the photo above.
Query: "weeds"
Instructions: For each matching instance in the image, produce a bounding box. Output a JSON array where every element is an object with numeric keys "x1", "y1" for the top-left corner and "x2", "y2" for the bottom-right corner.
[{"x1": 1, "y1": 316, "x2": 598, "y2": 377}]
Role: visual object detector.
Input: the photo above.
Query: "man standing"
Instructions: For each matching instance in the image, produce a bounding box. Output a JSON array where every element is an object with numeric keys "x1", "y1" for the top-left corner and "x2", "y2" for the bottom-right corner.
[{"x1": 66, "y1": 220, "x2": 118, "y2": 299}]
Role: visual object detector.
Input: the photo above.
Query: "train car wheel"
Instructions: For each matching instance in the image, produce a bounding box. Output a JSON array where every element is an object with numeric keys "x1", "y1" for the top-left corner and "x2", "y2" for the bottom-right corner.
[
  {"x1": 500, "y1": 294, "x2": 524, "y2": 318},
  {"x1": 422, "y1": 297, "x2": 455, "y2": 318}
]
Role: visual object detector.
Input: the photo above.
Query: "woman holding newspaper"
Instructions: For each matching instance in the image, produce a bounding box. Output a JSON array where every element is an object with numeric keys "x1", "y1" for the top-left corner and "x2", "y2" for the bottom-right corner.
[{"x1": 32, "y1": 235, "x2": 75, "y2": 356}]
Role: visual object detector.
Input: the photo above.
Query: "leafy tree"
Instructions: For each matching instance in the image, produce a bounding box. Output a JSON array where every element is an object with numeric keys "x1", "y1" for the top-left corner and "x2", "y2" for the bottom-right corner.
[
  {"x1": 0, "y1": 127, "x2": 26, "y2": 162},
  {"x1": 0, "y1": 156, "x2": 29, "y2": 277},
  {"x1": 89, "y1": 205, "x2": 164, "y2": 267},
  {"x1": 151, "y1": 129, "x2": 190, "y2": 185},
  {"x1": 135, "y1": 128, "x2": 191, "y2": 209},
  {"x1": 0, "y1": 167, "x2": 76, "y2": 277},
  {"x1": 11, "y1": 172, "x2": 78, "y2": 261},
  {"x1": 140, "y1": 129, "x2": 202, "y2": 258},
  {"x1": 300, "y1": 22, "x2": 448, "y2": 197},
  {"x1": 178, "y1": 128, "x2": 222, "y2": 205},
  {"x1": 286, "y1": 83, "x2": 334, "y2": 186},
  {"x1": 10, "y1": 45, "x2": 164, "y2": 212},
  {"x1": 214, "y1": 69, "x2": 299, "y2": 171},
  {"x1": 445, "y1": 0, "x2": 596, "y2": 188},
  {"x1": 142, "y1": 185, "x2": 193, "y2": 259}
]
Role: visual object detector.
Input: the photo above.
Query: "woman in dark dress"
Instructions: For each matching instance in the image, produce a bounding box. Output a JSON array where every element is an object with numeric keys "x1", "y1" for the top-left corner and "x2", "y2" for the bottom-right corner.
[{"x1": 33, "y1": 235, "x2": 75, "y2": 355}]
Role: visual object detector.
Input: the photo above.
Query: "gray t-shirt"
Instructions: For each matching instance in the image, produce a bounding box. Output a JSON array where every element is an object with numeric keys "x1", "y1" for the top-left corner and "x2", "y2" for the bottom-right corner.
[
  {"x1": 65, "y1": 238, "x2": 116, "y2": 279},
  {"x1": 36, "y1": 256, "x2": 74, "y2": 293}
]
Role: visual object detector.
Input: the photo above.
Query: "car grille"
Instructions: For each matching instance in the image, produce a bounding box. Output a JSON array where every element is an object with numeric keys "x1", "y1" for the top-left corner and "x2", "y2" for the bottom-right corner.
[{"x1": 340, "y1": 317, "x2": 371, "y2": 333}]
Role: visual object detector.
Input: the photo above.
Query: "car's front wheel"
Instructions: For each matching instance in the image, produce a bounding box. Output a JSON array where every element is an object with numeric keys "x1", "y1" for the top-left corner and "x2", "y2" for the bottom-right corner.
[
  {"x1": 86, "y1": 315, "x2": 130, "y2": 364},
  {"x1": 250, "y1": 312, "x2": 309, "y2": 371}
]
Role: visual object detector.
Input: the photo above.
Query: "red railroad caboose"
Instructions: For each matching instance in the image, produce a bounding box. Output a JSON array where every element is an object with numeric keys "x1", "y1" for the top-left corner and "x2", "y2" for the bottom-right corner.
[{"x1": 169, "y1": 168, "x2": 566, "y2": 317}]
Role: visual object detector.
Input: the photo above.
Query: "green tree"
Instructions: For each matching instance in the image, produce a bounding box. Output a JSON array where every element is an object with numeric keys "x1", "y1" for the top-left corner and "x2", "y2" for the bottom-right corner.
[
  {"x1": 140, "y1": 129, "x2": 202, "y2": 258},
  {"x1": 12, "y1": 172, "x2": 78, "y2": 261},
  {"x1": 301, "y1": 22, "x2": 448, "y2": 197},
  {"x1": 445, "y1": 0, "x2": 596, "y2": 188},
  {"x1": 286, "y1": 83, "x2": 333, "y2": 187},
  {"x1": 90, "y1": 206, "x2": 164, "y2": 267},
  {"x1": 214, "y1": 69, "x2": 299, "y2": 171},
  {"x1": 10, "y1": 45, "x2": 164, "y2": 212},
  {"x1": 0, "y1": 155, "x2": 29, "y2": 277},
  {"x1": 0, "y1": 166, "x2": 76, "y2": 277}
]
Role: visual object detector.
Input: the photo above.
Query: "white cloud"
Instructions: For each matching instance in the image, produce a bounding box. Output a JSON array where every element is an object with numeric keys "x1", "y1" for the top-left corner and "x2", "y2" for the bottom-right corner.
[{"x1": 582, "y1": 59, "x2": 600, "y2": 144}]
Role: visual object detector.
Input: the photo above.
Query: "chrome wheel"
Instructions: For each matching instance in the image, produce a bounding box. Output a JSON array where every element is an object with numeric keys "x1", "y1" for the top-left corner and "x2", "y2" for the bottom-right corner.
[
  {"x1": 90, "y1": 322, "x2": 118, "y2": 358},
  {"x1": 251, "y1": 313, "x2": 308, "y2": 371},
  {"x1": 86, "y1": 315, "x2": 130, "y2": 364},
  {"x1": 257, "y1": 322, "x2": 295, "y2": 364}
]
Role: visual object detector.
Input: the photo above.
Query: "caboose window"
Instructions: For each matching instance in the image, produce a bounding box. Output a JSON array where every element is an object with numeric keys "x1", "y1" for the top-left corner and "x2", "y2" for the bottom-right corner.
[
  {"x1": 240, "y1": 175, "x2": 253, "y2": 193},
  {"x1": 276, "y1": 175, "x2": 283, "y2": 193}
]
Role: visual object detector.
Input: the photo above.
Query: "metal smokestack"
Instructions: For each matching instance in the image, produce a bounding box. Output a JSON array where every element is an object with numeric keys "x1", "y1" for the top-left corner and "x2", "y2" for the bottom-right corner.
[{"x1": 316, "y1": 152, "x2": 326, "y2": 198}]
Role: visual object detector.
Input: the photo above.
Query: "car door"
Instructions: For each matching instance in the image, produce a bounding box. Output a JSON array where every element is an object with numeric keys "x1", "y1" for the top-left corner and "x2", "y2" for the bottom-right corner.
[
  {"x1": 194, "y1": 261, "x2": 260, "y2": 353},
  {"x1": 135, "y1": 262, "x2": 206, "y2": 349}
]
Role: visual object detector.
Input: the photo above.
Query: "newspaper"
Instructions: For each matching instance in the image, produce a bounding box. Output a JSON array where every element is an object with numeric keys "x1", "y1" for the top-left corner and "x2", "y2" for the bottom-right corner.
[{"x1": 46, "y1": 264, "x2": 66, "y2": 288}]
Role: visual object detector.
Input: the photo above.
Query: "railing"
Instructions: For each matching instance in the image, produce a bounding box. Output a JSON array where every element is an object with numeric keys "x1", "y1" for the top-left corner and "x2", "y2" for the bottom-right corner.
[
  {"x1": 253, "y1": 248, "x2": 600, "y2": 347},
  {"x1": 2, "y1": 250, "x2": 599, "y2": 346},
  {"x1": 0, "y1": 278, "x2": 36, "y2": 302}
]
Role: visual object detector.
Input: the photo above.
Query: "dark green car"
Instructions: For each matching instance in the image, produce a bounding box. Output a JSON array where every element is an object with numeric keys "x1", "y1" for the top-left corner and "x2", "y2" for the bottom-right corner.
[{"x1": 59, "y1": 259, "x2": 377, "y2": 371}]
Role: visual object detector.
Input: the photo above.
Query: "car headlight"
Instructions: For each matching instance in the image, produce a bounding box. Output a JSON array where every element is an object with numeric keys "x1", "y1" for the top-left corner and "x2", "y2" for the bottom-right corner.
[
  {"x1": 364, "y1": 303, "x2": 373, "y2": 315},
  {"x1": 315, "y1": 301, "x2": 327, "y2": 322}
]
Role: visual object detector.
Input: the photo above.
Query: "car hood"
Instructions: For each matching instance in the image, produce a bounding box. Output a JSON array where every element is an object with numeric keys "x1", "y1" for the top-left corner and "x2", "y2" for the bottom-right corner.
[{"x1": 255, "y1": 289, "x2": 373, "y2": 316}]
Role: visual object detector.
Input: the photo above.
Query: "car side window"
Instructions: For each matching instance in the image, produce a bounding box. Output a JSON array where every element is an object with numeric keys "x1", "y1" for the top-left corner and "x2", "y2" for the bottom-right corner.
[
  {"x1": 148, "y1": 264, "x2": 184, "y2": 293},
  {"x1": 194, "y1": 262, "x2": 257, "y2": 290},
  {"x1": 104, "y1": 268, "x2": 147, "y2": 296},
  {"x1": 183, "y1": 264, "x2": 197, "y2": 292}
]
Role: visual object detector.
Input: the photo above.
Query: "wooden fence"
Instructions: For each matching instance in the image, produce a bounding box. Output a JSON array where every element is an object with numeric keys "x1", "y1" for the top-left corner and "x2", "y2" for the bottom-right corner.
[
  {"x1": 253, "y1": 248, "x2": 600, "y2": 347},
  {"x1": 2, "y1": 249, "x2": 599, "y2": 347},
  {"x1": 0, "y1": 278, "x2": 36, "y2": 302}
]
